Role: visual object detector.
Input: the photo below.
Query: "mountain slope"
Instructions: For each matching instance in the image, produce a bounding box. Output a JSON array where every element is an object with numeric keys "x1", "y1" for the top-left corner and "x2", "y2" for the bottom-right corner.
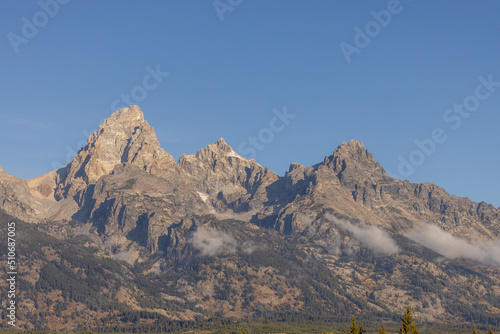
[
  {"x1": 1, "y1": 105, "x2": 499, "y2": 331},
  {"x1": 178, "y1": 137, "x2": 279, "y2": 212},
  {"x1": 268, "y1": 140, "x2": 499, "y2": 239}
]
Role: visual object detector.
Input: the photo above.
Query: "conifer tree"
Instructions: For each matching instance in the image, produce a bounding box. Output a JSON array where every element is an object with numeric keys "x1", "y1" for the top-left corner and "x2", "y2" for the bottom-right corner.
[
  {"x1": 473, "y1": 327, "x2": 477, "y2": 334},
  {"x1": 349, "y1": 315, "x2": 364, "y2": 334},
  {"x1": 399, "y1": 307, "x2": 420, "y2": 334},
  {"x1": 379, "y1": 324, "x2": 387, "y2": 334},
  {"x1": 350, "y1": 315, "x2": 358, "y2": 334},
  {"x1": 487, "y1": 326, "x2": 494, "y2": 334}
]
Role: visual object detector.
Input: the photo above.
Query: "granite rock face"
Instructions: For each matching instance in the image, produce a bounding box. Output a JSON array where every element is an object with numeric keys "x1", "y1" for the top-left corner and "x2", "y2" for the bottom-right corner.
[
  {"x1": 2, "y1": 107, "x2": 281, "y2": 258},
  {"x1": 1, "y1": 106, "x2": 500, "y2": 328},
  {"x1": 179, "y1": 138, "x2": 279, "y2": 212},
  {"x1": 318, "y1": 140, "x2": 500, "y2": 237},
  {"x1": 78, "y1": 164, "x2": 205, "y2": 253},
  {"x1": 54, "y1": 106, "x2": 176, "y2": 202},
  {"x1": 266, "y1": 140, "x2": 500, "y2": 239},
  {"x1": 0, "y1": 169, "x2": 36, "y2": 220},
  {"x1": 2, "y1": 107, "x2": 499, "y2": 245}
]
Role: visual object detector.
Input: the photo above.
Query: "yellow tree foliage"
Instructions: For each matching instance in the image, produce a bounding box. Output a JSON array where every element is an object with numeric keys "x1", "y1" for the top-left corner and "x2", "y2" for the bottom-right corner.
[
  {"x1": 348, "y1": 315, "x2": 364, "y2": 334},
  {"x1": 399, "y1": 307, "x2": 420, "y2": 334}
]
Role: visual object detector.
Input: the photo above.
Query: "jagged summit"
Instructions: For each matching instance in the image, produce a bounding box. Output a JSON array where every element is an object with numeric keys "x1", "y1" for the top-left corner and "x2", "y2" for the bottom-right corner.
[
  {"x1": 214, "y1": 137, "x2": 230, "y2": 148},
  {"x1": 4, "y1": 105, "x2": 499, "y2": 236},
  {"x1": 198, "y1": 137, "x2": 246, "y2": 161},
  {"x1": 339, "y1": 139, "x2": 365, "y2": 149},
  {"x1": 2, "y1": 106, "x2": 500, "y2": 329},
  {"x1": 53, "y1": 106, "x2": 175, "y2": 200},
  {"x1": 333, "y1": 140, "x2": 373, "y2": 162},
  {"x1": 319, "y1": 139, "x2": 383, "y2": 177},
  {"x1": 105, "y1": 104, "x2": 145, "y2": 125},
  {"x1": 179, "y1": 137, "x2": 251, "y2": 170},
  {"x1": 202, "y1": 137, "x2": 236, "y2": 155},
  {"x1": 178, "y1": 137, "x2": 278, "y2": 210}
]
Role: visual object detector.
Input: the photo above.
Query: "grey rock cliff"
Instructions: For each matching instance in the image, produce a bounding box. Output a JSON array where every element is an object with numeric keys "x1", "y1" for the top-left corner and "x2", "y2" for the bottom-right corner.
[
  {"x1": 270, "y1": 140, "x2": 500, "y2": 239},
  {"x1": 179, "y1": 138, "x2": 279, "y2": 212},
  {"x1": 54, "y1": 105, "x2": 176, "y2": 202},
  {"x1": 1, "y1": 106, "x2": 500, "y2": 328}
]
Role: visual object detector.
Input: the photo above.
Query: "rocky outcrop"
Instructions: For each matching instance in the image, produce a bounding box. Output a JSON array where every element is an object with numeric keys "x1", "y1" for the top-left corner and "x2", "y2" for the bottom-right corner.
[
  {"x1": 1, "y1": 107, "x2": 499, "y2": 250},
  {"x1": 273, "y1": 140, "x2": 500, "y2": 239},
  {"x1": 53, "y1": 105, "x2": 176, "y2": 202},
  {"x1": 77, "y1": 164, "x2": 204, "y2": 253},
  {"x1": 179, "y1": 138, "x2": 279, "y2": 212},
  {"x1": 319, "y1": 141, "x2": 500, "y2": 237},
  {"x1": 2, "y1": 106, "x2": 500, "y2": 328},
  {"x1": 0, "y1": 169, "x2": 36, "y2": 220}
]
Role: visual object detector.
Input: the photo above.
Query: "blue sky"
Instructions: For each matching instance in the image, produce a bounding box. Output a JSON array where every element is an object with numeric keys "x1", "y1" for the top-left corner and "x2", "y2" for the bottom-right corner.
[{"x1": 1, "y1": 0, "x2": 499, "y2": 207}]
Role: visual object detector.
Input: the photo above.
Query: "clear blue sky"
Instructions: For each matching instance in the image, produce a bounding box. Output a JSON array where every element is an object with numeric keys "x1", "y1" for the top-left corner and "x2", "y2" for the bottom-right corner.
[{"x1": 1, "y1": 1, "x2": 499, "y2": 207}]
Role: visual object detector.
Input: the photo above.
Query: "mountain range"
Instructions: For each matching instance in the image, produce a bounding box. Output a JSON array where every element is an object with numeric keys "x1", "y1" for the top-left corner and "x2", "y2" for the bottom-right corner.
[{"x1": 1, "y1": 105, "x2": 499, "y2": 332}]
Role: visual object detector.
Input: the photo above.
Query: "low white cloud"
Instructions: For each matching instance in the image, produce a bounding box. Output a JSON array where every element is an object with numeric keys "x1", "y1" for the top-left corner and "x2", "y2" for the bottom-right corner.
[
  {"x1": 74, "y1": 225, "x2": 93, "y2": 237},
  {"x1": 115, "y1": 250, "x2": 140, "y2": 263},
  {"x1": 302, "y1": 214, "x2": 314, "y2": 228},
  {"x1": 189, "y1": 227, "x2": 258, "y2": 257},
  {"x1": 325, "y1": 236, "x2": 342, "y2": 256},
  {"x1": 241, "y1": 241, "x2": 258, "y2": 255},
  {"x1": 326, "y1": 214, "x2": 400, "y2": 255},
  {"x1": 190, "y1": 227, "x2": 237, "y2": 256},
  {"x1": 407, "y1": 223, "x2": 500, "y2": 265}
]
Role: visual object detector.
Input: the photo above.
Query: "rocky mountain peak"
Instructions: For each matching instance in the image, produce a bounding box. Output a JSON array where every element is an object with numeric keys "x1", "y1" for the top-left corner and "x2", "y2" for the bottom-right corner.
[
  {"x1": 2, "y1": 106, "x2": 500, "y2": 329},
  {"x1": 54, "y1": 106, "x2": 175, "y2": 200},
  {"x1": 214, "y1": 137, "x2": 230, "y2": 149},
  {"x1": 102, "y1": 104, "x2": 145, "y2": 126},
  {"x1": 180, "y1": 138, "x2": 252, "y2": 178},
  {"x1": 201, "y1": 137, "x2": 240, "y2": 157},
  {"x1": 184, "y1": 137, "x2": 248, "y2": 165},
  {"x1": 334, "y1": 140, "x2": 372, "y2": 161},
  {"x1": 178, "y1": 138, "x2": 278, "y2": 211},
  {"x1": 288, "y1": 162, "x2": 305, "y2": 172},
  {"x1": 319, "y1": 140, "x2": 381, "y2": 175},
  {"x1": 0, "y1": 168, "x2": 37, "y2": 221}
]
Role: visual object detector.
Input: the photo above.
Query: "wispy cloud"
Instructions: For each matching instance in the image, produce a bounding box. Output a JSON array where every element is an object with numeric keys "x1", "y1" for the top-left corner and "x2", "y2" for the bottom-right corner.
[
  {"x1": 0, "y1": 114, "x2": 48, "y2": 128},
  {"x1": 407, "y1": 223, "x2": 500, "y2": 266},
  {"x1": 115, "y1": 250, "x2": 140, "y2": 263},
  {"x1": 189, "y1": 227, "x2": 256, "y2": 257},
  {"x1": 189, "y1": 227, "x2": 237, "y2": 256},
  {"x1": 326, "y1": 214, "x2": 400, "y2": 256}
]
